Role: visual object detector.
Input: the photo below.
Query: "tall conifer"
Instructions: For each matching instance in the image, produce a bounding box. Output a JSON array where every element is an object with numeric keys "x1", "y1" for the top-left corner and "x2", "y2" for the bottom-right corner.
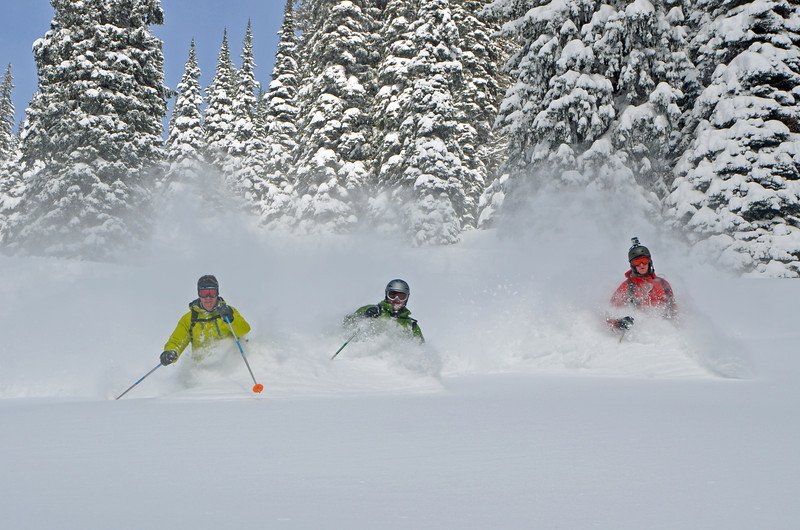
[
  {"x1": 0, "y1": 64, "x2": 14, "y2": 162},
  {"x1": 165, "y1": 40, "x2": 206, "y2": 192},
  {"x1": 292, "y1": 0, "x2": 381, "y2": 233},
  {"x1": 205, "y1": 30, "x2": 238, "y2": 170},
  {"x1": 7, "y1": 0, "x2": 167, "y2": 259},
  {"x1": 666, "y1": 0, "x2": 800, "y2": 276},
  {"x1": 258, "y1": 0, "x2": 301, "y2": 227},
  {"x1": 451, "y1": 0, "x2": 506, "y2": 228}
]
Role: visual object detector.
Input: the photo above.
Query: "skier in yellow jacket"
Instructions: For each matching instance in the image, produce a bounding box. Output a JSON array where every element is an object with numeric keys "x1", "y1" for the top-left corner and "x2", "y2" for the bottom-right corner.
[{"x1": 159, "y1": 275, "x2": 251, "y2": 366}]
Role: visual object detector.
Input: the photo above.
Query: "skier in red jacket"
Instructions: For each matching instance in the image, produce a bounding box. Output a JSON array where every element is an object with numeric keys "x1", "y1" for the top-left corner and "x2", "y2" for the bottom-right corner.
[{"x1": 607, "y1": 237, "x2": 677, "y2": 332}]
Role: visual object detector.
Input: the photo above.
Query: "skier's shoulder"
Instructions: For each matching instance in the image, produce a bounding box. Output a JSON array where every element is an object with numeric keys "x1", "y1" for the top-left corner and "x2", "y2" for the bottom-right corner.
[
  {"x1": 654, "y1": 273, "x2": 671, "y2": 286},
  {"x1": 653, "y1": 274, "x2": 674, "y2": 292},
  {"x1": 614, "y1": 273, "x2": 633, "y2": 291}
]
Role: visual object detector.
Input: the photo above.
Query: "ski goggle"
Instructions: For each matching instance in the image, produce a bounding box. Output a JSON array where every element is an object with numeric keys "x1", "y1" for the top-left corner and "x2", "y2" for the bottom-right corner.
[
  {"x1": 630, "y1": 256, "x2": 650, "y2": 267},
  {"x1": 198, "y1": 288, "x2": 218, "y2": 298},
  {"x1": 387, "y1": 291, "x2": 408, "y2": 302}
]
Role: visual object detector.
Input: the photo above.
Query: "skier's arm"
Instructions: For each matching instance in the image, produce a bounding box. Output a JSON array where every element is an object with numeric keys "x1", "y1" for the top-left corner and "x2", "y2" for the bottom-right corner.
[
  {"x1": 163, "y1": 312, "x2": 193, "y2": 356},
  {"x1": 658, "y1": 278, "x2": 678, "y2": 318},
  {"x1": 411, "y1": 320, "x2": 424, "y2": 342},
  {"x1": 344, "y1": 304, "x2": 381, "y2": 326}
]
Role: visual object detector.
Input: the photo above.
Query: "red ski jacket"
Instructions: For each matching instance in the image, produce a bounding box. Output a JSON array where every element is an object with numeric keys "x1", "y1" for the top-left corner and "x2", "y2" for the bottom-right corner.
[{"x1": 611, "y1": 270, "x2": 677, "y2": 318}]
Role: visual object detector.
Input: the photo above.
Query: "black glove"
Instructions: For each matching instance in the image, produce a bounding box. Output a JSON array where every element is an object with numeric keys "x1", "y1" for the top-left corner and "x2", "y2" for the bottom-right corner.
[
  {"x1": 617, "y1": 316, "x2": 635, "y2": 330},
  {"x1": 364, "y1": 305, "x2": 381, "y2": 318},
  {"x1": 218, "y1": 303, "x2": 234, "y2": 323},
  {"x1": 160, "y1": 350, "x2": 178, "y2": 366}
]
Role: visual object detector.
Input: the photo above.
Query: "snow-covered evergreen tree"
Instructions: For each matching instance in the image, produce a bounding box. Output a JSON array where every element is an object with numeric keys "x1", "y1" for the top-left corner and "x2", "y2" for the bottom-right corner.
[
  {"x1": 371, "y1": 0, "x2": 468, "y2": 245},
  {"x1": 451, "y1": 0, "x2": 507, "y2": 228},
  {"x1": 236, "y1": 20, "x2": 259, "y2": 122},
  {"x1": 228, "y1": 20, "x2": 260, "y2": 162},
  {"x1": 0, "y1": 59, "x2": 23, "y2": 244},
  {"x1": 258, "y1": 0, "x2": 300, "y2": 227},
  {"x1": 0, "y1": 64, "x2": 15, "y2": 163},
  {"x1": 371, "y1": 0, "x2": 417, "y2": 218},
  {"x1": 593, "y1": 0, "x2": 686, "y2": 198},
  {"x1": 262, "y1": 0, "x2": 300, "y2": 177},
  {"x1": 0, "y1": 162, "x2": 25, "y2": 245},
  {"x1": 227, "y1": 21, "x2": 269, "y2": 206},
  {"x1": 5, "y1": 0, "x2": 167, "y2": 259},
  {"x1": 521, "y1": 3, "x2": 624, "y2": 189},
  {"x1": 666, "y1": 0, "x2": 800, "y2": 276},
  {"x1": 164, "y1": 39, "x2": 206, "y2": 193},
  {"x1": 482, "y1": 0, "x2": 567, "y2": 179},
  {"x1": 0, "y1": 63, "x2": 21, "y2": 242},
  {"x1": 292, "y1": 0, "x2": 381, "y2": 233},
  {"x1": 205, "y1": 30, "x2": 238, "y2": 170},
  {"x1": 482, "y1": 0, "x2": 689, "y2": 226},
  {"x1": 663, "y1": 0, "x2": 701, "y2": 105}
]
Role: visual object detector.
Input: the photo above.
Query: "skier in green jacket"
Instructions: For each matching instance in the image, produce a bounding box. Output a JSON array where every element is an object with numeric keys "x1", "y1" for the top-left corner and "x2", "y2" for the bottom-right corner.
[{"x1": 344, "y1": 279, "x2": 424, "y2": 342}]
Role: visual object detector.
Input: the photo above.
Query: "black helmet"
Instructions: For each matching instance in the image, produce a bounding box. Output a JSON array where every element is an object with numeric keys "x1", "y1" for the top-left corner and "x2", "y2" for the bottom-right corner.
[
  {"x1": 627, "y1": 237, "x2": 651, "y2": 262},
  {"x1": 385, "y1": 279, "x2": 410, "y2": 298},
  {"x1": 197, "y1": 274, "x2": 219, "y2": 292}
]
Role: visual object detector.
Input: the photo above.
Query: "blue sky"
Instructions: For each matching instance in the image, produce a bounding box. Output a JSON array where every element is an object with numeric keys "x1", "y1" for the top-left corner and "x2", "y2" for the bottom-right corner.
[{"x1": 0, "y1": 0, "x2": 286, "y2": 129}]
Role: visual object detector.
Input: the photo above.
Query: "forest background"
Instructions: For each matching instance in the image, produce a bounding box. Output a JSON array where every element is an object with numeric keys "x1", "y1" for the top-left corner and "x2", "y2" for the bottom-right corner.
[{"x1": 0, "y1": 0, "x2": 798, "y2": 277}]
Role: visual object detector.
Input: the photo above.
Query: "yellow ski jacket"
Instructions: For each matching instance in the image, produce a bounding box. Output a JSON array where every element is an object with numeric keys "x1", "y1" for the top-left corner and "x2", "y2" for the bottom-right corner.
[{"x1": 163, "y1": 297, "x2": 251, "y2": 358}]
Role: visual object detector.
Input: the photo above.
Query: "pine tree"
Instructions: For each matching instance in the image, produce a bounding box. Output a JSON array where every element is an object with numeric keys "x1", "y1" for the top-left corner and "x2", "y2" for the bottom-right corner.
[
  {"x1": 205, "y1": 30, "x2": 238, "y2": 170},
  {"x1": 258, "y1": 0, "x2": 301, "y2": 227},
  {"x1": 229, "y1": 20, "x2": 260, "y2": 161},
  {"x1": 371, "y1": 0, "x2": 417, "y2": 224},
  {"x1": 6, "y1": 0, "x2": 167, "y2": 259},
  {"x1": 483, "y1": 0, "x2": 689, "y2": 225},
  {"x1": 525, "y1": 6, "x2": 620, "y2": 187},
  {"x1": 0, "y1": 64, "x2": 15, "y2": 163},
  {"x1": 164, "y1": 39, "x2": 206, "y2": 193},
  {"x1": 373, "y1": 0, "x2": 467, "y2": 245},
  {"x1": 665, "y1": 0, "x2": 800, "y2": 276},
  {"x1": 592, "y1": 0, "x2": 687, "y2": 198},
  {"x1": 228, "y1": 21, "x2": 268, "y2": 205},
  {"x1": 450, "y1": 0, "x2": 507, "y2": 229},
  {"x1": 483, "y1": 0, "x2": 572, "y2": 179},
  {"x1": 0, "y1": 60, "x2": 22, "y2": 244},
  {"x1": 292, "y1": 0, "x2": 381, "y2": 233},
  {"x1": 0, "y1": 162, "x2": 25, "y2": 245},
  {"x1": 264, "y1": 0, "x2": 300, "y2": 178},
  {"x1": 0, "y1": 64, "x2": 21, "y2": 241},
  {"x1": 237, "y1": 20, "x2": 259, "y2": 121}
]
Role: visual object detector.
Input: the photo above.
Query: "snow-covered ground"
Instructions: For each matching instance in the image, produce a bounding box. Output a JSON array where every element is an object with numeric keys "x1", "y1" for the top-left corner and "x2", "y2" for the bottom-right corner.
[{"x1": 1, "y1": 188, "x2": 797, "y2": 529}]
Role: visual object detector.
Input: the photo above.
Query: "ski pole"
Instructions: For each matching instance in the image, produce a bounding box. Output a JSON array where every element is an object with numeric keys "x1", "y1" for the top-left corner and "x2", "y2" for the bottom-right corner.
[
  {"x1": 115, "y1": 363, "x2": 162, "y2": 400},
  {"x1": 331, "y1": 332, "x2": 357, "y2": 360},
  {"x1": 223, "y1": 316, "x2": 263, "y2": 394},
  {"x1": 618, "y1": 330, "x2": 626, "y2": 343}
]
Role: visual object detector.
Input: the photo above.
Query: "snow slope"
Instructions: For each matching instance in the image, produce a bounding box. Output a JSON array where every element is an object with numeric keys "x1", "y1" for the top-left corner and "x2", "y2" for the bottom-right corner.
[{"x1": 0, "y1": 186, "x2": 797, "y2": 528}]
